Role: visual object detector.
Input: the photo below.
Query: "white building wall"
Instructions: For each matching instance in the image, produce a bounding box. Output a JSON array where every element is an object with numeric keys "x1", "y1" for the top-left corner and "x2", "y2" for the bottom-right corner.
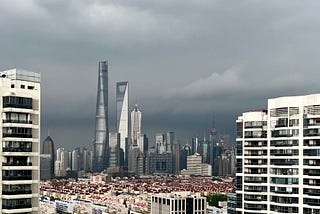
[
  {"x1": 237, "y1": 93, "x2": 320, "y2": 214},
  {"x1": 0, "y1": 69, "x2": 40, "y2": 214}
]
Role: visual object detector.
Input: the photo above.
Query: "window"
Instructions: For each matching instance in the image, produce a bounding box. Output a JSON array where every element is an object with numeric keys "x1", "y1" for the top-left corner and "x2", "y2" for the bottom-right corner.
[
  {"x1": 20, "y1": 85, "x2": 25, "y2": 89},
  {"x1": 27, "y1": 86, "x2": 34, "y2": 90},
  {"x1": 11, "y1": 84, "x2": 14, "y2": 88}
]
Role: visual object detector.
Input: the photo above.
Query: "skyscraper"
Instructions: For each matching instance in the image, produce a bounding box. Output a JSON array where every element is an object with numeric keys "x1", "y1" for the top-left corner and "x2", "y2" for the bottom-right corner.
[
  {"x1": 116, "y1": 81, "x2": 129, "y2": 165},
  {"x1": 108, "y1": 132, "x2": 120, "y2": 168},
  {"x1": 0, "y1": 69, "x2": 40, "y2": 213},
  {"x1": 131, "y1": 104, "x2": 142, "y2": 146},
  {"x1": 42, "y1": 135, "x2": 55, "y2": 178},
  {"x1": 93, "y1": 61, "x2": 109, "y2": 172},
  {"x1": 236, "y1": 93, "x2": 320, "y2": 213}
]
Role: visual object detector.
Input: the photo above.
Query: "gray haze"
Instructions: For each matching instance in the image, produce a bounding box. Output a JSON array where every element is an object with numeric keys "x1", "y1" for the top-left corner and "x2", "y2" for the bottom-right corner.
[{"x1": 1, "y1": 0, "x2": 320, "y2": 149}]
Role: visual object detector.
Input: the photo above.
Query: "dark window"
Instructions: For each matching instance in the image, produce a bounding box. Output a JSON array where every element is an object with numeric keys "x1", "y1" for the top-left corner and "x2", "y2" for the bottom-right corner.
[
  {"x1": 20, "y1": 85, "x2": 25, "y2": 89},
  {"x1": 3, "y1": 96, "x2": 32, "y2": 109},
  {"x1": 11, "y1": 84, "x2": 14, "y2": 88},
  {"x1": 27, "y1": 86, "x2": 34, "y2": 90}
]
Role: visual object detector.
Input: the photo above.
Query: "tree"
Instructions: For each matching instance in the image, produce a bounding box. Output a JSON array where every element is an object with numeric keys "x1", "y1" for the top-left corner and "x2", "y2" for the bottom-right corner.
[{"x1": 207, "y1": 194, "x2": 227, "y2": 207}]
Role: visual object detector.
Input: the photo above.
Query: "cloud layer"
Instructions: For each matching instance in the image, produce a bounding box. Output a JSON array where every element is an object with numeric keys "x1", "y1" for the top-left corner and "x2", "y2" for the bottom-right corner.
[{"x1": 1, "y1": 0, "x2": 320, "y2": 148}]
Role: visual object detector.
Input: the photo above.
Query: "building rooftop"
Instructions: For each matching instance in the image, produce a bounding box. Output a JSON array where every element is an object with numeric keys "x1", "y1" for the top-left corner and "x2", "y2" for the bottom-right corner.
[{"x1": 2, "y1": 69, "x2": 40, "y2": 83}]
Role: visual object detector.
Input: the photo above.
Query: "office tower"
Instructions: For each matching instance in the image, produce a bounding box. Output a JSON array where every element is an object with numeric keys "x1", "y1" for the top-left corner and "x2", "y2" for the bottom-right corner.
[
  {"x1": 0, "y1": 69, "x2": 40, "y2": 213},
  {"x1": 93, "y1": 61, "x2": 109, "y2": 172},
  {"x1": 166, "y1": 131, "x2": 174, "y2": 152},
  {"x1": 212, "y1": 139, "x2": 224, "y2": 176},
  {"x1": 236, "y1": 93, "x2": 320, "y2": 214},
  {"x1": 151, "y1": 192, "x2": 207, "y2": 214},
  {"x1": 172, "y1": 140, "x2": 180, "y2": 174},
  {"x1": 181, "y1": 153, "x2": 212, "y2": 176},
  {"x1": 42, "y1": 135, "x2": 55, "y2": 178},
  {"x1": 147, "y1": 151, "x2": 173, "y2": 175},
  {"x1": 187, "y1": 153, "x2": 201, "y2": 171},
  {"x1": 128, "y1": 145, "x2": 141, "y2": 174},
  {"x1": 40, "y1": 154, "x2": 51, "y2": 180},
  {"x1": 108, "y1": 132, "x2": 120, "y2": 168},
  {"x1": 116, "y1": 81, "x2": 129, "y2": 165},
  {"x1": 180, "y1": 144, "x2": 192, "y2": 170},
  {"x1": 198, "y1": 137, "x2": 209, "y2": 164},
  {"x1": 191, "y1": 137, "x2": 199, "y2": 154},
  {"x1": 128, "y1": 133, "x2": 148, "y2": 176},
  {"x1": 137, "y1": 133, "x2": 148, "y2": 154},
  {"x1": 131, "y1": 104, "x2": 142, "y2": 146},
  {"x1": 156, "y1": 134, "x2": 166, "y2": 154}
]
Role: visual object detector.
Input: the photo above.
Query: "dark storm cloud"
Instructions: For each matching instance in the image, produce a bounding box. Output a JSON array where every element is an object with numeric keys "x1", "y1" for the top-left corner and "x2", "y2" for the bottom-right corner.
[{"x1": 1, "y1": 0, "x2": 320, "y2": 149}]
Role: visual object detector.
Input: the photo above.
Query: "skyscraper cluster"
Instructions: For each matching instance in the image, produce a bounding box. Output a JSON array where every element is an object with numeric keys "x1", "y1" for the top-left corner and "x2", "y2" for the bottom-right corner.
[
  {"x1": 179, "y1": 134, "x2": 235, "y2": 177},
  {"x1": 93, "y1": 61, "x2": 148, "y2": 175},
  {"x1": 54, "y1": 147, "x2": 93, "y2": 177},
  {"x1": 146, "y1": 132, "x2": 180, "y2": 175}
]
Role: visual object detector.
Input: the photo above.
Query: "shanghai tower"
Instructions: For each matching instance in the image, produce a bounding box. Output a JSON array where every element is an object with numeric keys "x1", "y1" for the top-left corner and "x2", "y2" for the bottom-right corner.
[{"x1": 93, "y1": 61, "x2": 109, "y2": 172}]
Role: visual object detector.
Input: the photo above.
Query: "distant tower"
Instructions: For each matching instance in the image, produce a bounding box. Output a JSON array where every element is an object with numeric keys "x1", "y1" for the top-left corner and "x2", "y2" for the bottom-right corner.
[
  {"x1": 116, "y1": 81, "x2": 129, "y2": 166},
  {"x1": 108, "y1": 133, "x2": 120, "y2": 168},
  {"x1": 93, "y1": 61, "x2": 109, "y2": 172},
  {"x1": 131, "y1": 104, "x2": 142, "y2": 146},
  {"x1": 42, "y1": 136, "x2": 55, "y2": 178}
]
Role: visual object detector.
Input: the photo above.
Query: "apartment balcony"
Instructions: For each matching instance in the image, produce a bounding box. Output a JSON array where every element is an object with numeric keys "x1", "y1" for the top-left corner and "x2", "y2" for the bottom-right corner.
[
  {"x1": 2, "y1": 175, "x2": 32, "y2": 180},
  {"x1": 2, "y1": 147, "x2": 32, "y2": 152},
  {"x1": 2, "y1": 190, "x2": 32, "y2": 195},
  {"x1": 2, "y1": 204, "x2": 32, "y2": 209},
  {"x1": 2, "y1": 120, "x2": 32, "y2": 124},
  {"x1": 3, "y1": 133, "x2": 32, "y2": 138},
  {"x1": 2, "y1": 162, "x2": 32, "y2": 166}
]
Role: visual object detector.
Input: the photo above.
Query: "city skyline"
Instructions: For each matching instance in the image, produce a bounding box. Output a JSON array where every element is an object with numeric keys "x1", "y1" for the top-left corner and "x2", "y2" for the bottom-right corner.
[{"x1": 1, "y1": 1, "x2": 320, "y2": 149}]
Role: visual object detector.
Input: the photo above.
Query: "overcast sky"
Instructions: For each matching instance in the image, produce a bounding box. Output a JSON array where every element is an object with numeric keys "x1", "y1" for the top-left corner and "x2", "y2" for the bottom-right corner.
[{"x1": 1, "y1": 0, "x2": 320, "y2": 150}]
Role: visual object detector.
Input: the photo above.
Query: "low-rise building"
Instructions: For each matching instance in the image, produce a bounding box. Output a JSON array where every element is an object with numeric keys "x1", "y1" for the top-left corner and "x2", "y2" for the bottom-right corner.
[{"x1": 151, "y1": 192, "x2": 207, "y2": 214}]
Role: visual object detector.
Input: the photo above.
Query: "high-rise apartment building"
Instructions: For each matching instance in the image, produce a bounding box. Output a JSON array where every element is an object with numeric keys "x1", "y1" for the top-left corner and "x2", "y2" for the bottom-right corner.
[
  {"x1": 42, "y1": 135, "x2": 55, "y2": 178},
  {"x1": 0, "y1": 69, "x2": 40, "y2": 214},
  {"x1": 93, "y1": 61, "x2": 109, "y2": 172},
  {"x1": 116, "y1": 81, "x2": 129, "y2": 166},
  {"x1": 236, "y1": 93, "x2": 320, "y2": 213}
]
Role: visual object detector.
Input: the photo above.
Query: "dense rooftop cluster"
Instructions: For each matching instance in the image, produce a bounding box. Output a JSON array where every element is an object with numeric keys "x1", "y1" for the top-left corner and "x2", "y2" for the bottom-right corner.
[{"x1": 41, "y1": 176, "x2": 234, "y2": 196}]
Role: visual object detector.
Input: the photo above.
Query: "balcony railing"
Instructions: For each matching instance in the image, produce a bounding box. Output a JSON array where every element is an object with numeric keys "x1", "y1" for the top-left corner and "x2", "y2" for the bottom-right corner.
[
  {"x1": 2, "y1": 175, "x2": 32, "y2": 180},
  {"x1": 2, "y1": 147, "x2": 32, "y2": 152},
  {"x1": 2, "y1": 204, "x2": 32, "y2": 209},
  {"x1": 3, "y1": 103, "x2": 32, "y2": 109},
  {"x1": 2, "y1": 120, "x2": 32, "y2": 124},
  {"x1": 3, "y1": 133, "x2": 32, "y2": 138},
  {"x1": 2, "y1": 190, "x2": 32, "y2": 195},
  {"x1": 2, "y1": 162, "x2": 32, "y2": 166}
]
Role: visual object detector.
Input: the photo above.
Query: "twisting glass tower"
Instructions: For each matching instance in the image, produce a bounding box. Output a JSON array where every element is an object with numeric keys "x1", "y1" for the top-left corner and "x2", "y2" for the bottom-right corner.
[{"x1": 93, "y1": 61, "x2": 109, "y2": 172}]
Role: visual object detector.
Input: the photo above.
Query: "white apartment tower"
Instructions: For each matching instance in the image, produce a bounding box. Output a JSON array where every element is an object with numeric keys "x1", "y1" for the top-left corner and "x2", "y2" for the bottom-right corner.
[
  {"x1": 236, "y1": 93, "x2": 320, "y2": 213},
  {"x1": 0, "y1": 69, "x2": 40, "y2": 214}
]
